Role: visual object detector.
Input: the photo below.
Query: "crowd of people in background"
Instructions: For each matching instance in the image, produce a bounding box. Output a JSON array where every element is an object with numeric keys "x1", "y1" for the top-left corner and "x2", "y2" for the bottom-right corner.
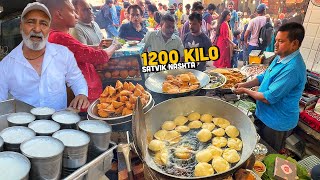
[
  {"x1": 87, "y1": 0, "x2": 296, "y2": 70},
  {"x1": 67, "y1": 0, "x2": 303, "y2": 70}
]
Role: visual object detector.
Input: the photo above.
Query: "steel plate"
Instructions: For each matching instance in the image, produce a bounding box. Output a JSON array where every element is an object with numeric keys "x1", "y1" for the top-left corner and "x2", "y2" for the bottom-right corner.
[
  {"x1": 145, "y1": 69, "x2": 210, "y2": 96},
  {"x1": 203, "y1": 72, "x2": 227, "y2": 90}
]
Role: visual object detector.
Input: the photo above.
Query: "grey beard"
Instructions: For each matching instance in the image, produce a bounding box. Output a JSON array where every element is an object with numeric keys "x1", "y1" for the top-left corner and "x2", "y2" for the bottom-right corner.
[{"x1": 21, "y1": 30, "x2": 47, "y2": 51}]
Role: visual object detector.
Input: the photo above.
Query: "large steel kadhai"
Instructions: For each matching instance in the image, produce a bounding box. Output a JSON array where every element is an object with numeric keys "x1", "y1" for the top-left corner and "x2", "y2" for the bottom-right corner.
[
  {"x1": 132, "y1": 96, "x2": 258, "y2": 179},
  {"x1": 145, "y1": 69, "x2": 210, "y2": 97}
]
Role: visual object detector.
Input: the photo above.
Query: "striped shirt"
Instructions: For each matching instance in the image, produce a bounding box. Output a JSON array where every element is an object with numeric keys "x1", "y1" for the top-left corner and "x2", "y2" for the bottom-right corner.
[{"x1": 70, "y1": 21, "x2": 104, "y2": 46}]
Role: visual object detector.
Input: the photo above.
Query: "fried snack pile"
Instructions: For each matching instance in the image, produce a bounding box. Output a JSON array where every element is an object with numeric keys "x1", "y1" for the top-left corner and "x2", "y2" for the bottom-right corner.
[
  {"x1": 162, "y1": 72, "x2": 200, "y2": 94},
  {"x1": 97, "y1": 80, "x2": 150, "y2": 118},
  {"x1": 148, "y1": 112, "x2": 243, "y2": 177},
  {"x1": 211, "y1": 69, "x2": 245, "y2": 89}
]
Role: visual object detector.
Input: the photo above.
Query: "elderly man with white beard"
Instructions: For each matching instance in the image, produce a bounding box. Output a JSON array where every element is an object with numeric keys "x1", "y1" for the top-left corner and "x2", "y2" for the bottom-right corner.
[{"x1": 0, "y1": 2, "x2": 89, "y2": 111}]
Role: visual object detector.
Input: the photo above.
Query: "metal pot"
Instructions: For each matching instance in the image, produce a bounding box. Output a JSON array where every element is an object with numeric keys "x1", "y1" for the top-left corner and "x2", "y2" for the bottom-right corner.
[
  {"x1": 30, "y1": 107, "x2": 56, "y2": 120},
  {"x1": 52, "y1": 111, "x2": 81, "y2": 129},
  {"x1": 78, "y1": 120, "x2": 112, "y2": 161},
  {"x1": 87, "y1": 91, "x2": 154, "y2": 132},
  {"x1": 0, "y1": 151, "x2": 31, "y2": 180},
  {"x1": 7, "y1": 112, "x2": 36, "y2": 127},
  {"x1": 28, "y1": 120, "x2": 60, "y2": 136},
  {"x1": 139, "y1": 96, "x2": 258, "y2": 179},
  {"x1": 52, "y1": 129, "x2": 90, "y2": 169},
  {"x1": 0, "y1": 126, "x2": 36, "y2": 152},
  {"x1": 0, "y1": 136, "x2": 3, "y2": 152},
  {"x1": 20, "y1": 136, "x2": 64, "y2": 180}
]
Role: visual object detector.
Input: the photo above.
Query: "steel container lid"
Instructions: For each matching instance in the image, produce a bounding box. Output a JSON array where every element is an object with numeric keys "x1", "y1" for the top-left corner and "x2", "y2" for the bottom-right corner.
[
  {"x1": 21, "y1": 136, "x2": 64, "y2": 159},
  {"x1": 0, "y1": 151, "x2": 31, "y2": 179},
  {"x1": 52, "y1": 129, "x2": 90, "y2": 147},
  {"x1": 0, "y1": 126, "x2": 36, "y2": 144}
]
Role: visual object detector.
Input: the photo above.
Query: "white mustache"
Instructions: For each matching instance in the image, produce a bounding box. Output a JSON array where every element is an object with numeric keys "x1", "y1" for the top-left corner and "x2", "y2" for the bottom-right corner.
[{"x1": 29, "y1": 31, "x2": 44, "y2": 40}]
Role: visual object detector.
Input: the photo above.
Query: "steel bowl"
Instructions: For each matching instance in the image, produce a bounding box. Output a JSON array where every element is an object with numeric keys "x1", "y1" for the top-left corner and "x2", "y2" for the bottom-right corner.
[
  {"x1": 202, "y1": 72, "x2": 227, "y2": 90},
  {"x1": 0, "y1": 151, "x2": 31, "y2": 180},
  {"x1": 52, "y1": 111, "x2": 81, "y2": 129},
  {"x1": 7, "y1": 112, "x2": 36, "y2": 127},
  {"x1": 240, "y1": 64, "x2": 268, "y2": 81},
  {"x1": 20, "y1": 136, "x2": 64, "y2": 180},
  {"x1": 88, "y1": 91, "x2": 153, "y2": 121},
  {"x1": 30, "y1": 107, "x2": 56, "y2": 120},
  {"x1": 139, "y1": 96, "x2": 257, "y2": 179},
  {"x1": 145, "y1": 69, "x2": 210, "y2": 97}
]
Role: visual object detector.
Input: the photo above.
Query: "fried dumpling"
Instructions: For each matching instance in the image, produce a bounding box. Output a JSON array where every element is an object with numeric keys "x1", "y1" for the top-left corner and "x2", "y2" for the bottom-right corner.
[
  {"x1": 212, "y1": 128, "x2": 225, "y2": 137},
  {"x1": 161, "y1": 121, "x2": 176, "y2": 131},
  {"x1": 174, "y1": 115, "x2": 188, "y2": 126},
  {"x1": 180, "y1": 74, "x2": 191, "y2": 82},
  {"x1": 188, "y1": 120, "x2": 202, "y2": 129},
  {"x1": 196, "y1": 129, "x2": 212, "y2": 143},
  {"x1": 194, "y1": 162, "x2": 214, "y2": 177},
  {"x1": 154, "y1": 130, "x2": 168, "y2": 140},
  {"x1": 202, "y1": 123, "x2": 215, "y2": 131},
  {"x1": 222, "y1": 148, "x2": 240, "y2": 163},
  {"x1": 135, "y1": 83, "x2": 145, "y2": 93},
  {"x1": 154, "y1": 148, "x2": 168, "y2": 165},
  {"x1": 133, "y1": 88, "x2": 142, "y2": 97},
  {"x1": 196, "y1": 149, "x2": 213, "y2": 163},
  {"x1": 212, "y1": 137, "x2": 227, "y2": 148},
  {"x1": 212, "y1": 156, "x2": 230, "y2": 173},
  {"x1": 164, "y1": 130, "x2": 180, "y2": 144},
  {"x1": 225, "y1": 125, "x2": 240, "y2": 138},
  {"x1": 212, "y1": 118, "x2": 231, "y2": 129},
  {"x1": 115, "y1": 80, "x2": 123, "y2": 90},
  {"x1": 122, "y1": 107, "x2": 133, "y2": 116},
  {"x1": 188, "y1": 112, "x2": 201, "y2": 121},
  {"x1": 148, "y1": 139, "x2": 166, "y2": 152},
  {"x1": 227, "y1": 138, "x2": 243, "y2": 151},
  {"x1": 123, "y1": 82, "x2": 129, "y2": 90},
  {"x1": 207, "y1": 145, "x2": 223, "y2": 158},
  {"x1": 97, "y1": 109, "x2": 109, "y2": 118},
  {"x1": 174, "y1": 145, "x2": 193, "y2": 159},
  {"x1": 119, "y1": 90, "x2": 132, "y2": 96},
  {"x1": 175, "y1": 126, "x2": 190, "y2": 133},
  {"x1": 128, "y1": 82, "x2": 136, "y2": 92},
  {"x1": 112, "y1": 101, "x2": 124, "y2": 109},
  {"x1": 200, "y1": 114, "x2": 213, "y2": 123}
]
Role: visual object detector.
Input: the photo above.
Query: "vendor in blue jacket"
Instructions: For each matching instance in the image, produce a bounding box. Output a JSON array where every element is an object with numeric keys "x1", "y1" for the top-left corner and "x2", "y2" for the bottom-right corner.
[{"x1": 234, "y1": 22, "x2": 307, "y2": 152}]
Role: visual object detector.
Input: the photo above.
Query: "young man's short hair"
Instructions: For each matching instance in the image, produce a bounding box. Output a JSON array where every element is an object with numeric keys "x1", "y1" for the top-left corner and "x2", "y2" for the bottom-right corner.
[
  {"x1": 185, "y1": 4, "x2": 191, "y2": 10},
  {"x1": 188, "y1": 12, "x2": 202, "y2": 22},
  {"x1": 127, "y1": 4, "x2": 143, "y2": 15}
]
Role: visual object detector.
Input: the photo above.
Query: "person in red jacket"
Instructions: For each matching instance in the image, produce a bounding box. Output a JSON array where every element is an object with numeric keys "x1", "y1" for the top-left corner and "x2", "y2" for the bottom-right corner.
[{"x1": 39, "y1": 0, "x2": 120, "y2": 102}]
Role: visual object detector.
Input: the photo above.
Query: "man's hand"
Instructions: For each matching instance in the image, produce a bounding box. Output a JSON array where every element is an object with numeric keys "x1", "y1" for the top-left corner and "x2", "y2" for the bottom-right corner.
[
  {"x1": 234, "y1": 82, "x2": 246, "y2": 89},
  {"x1": 104, "y1": 39, "x2": 122, "y2": 58},
  {"x1": 69, "y1": 94, "x2": 90, "y2": 110},
  {"x1": 98, "y1": 39, "x2": 109, "y2": 49},
  {"x1": 233, "y1": 87, "x2": 247, "y2": 95}
]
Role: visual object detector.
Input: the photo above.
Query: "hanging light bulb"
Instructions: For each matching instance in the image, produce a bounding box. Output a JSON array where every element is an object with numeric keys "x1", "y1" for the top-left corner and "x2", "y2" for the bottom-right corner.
[{"x1": 253, "y1": 0, "x2": 255, "y2": 4}]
